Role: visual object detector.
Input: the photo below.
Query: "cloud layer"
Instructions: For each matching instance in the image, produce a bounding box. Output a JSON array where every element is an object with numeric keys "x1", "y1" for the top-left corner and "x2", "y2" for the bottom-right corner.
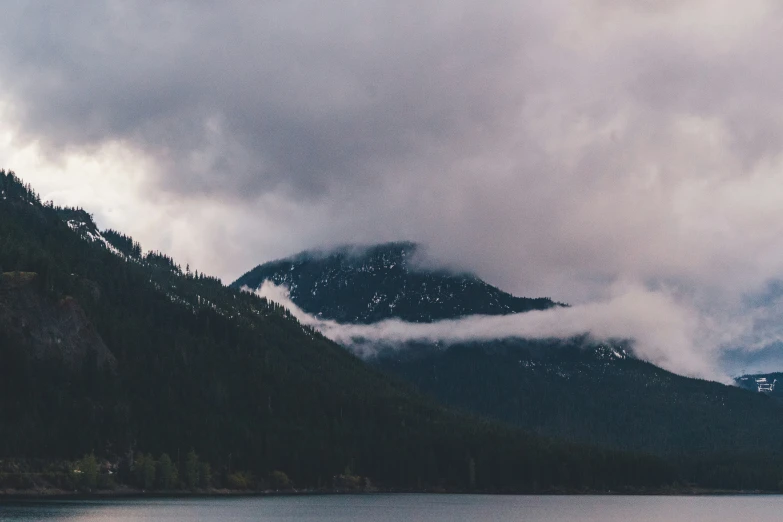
[
  {"x1": 2, "y1": 1, "x2": 783, "y2": 373},
  {"x1": 254, "y1": 281, "x2": 783, "y2": 382}
]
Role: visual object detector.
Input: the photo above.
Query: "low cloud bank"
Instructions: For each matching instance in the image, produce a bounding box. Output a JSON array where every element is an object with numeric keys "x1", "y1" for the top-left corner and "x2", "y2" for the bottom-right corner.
[{"x1": 248, "y1": 280, "x2": 783, "y2": 383}]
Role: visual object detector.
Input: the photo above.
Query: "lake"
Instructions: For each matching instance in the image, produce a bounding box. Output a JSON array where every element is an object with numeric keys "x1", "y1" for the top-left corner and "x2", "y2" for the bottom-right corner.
[{"x1": 2, "y1": 494, "x2": 783, "y2": 521}]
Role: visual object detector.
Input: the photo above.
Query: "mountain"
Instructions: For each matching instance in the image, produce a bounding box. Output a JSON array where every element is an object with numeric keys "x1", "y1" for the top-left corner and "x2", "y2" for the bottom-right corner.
[
  {"x1": 373, "y1": 338, "x2": 783, "y2": 457},
  {"x1": 0, "y1": 169, "x2": 676, "y2": 493},
  {"x1": 238, "y1": 241, "x2": 783, "y2": 490},
  {"x1": 736, "y1": 373, "x2": 783, "y2": 397},
  {"x1": 232, "y1": 242, "x2": 560, "y2": 323}
]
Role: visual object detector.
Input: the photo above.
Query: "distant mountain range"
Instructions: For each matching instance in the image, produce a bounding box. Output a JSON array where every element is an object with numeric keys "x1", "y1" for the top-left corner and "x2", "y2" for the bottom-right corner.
[
  {"x1": 236, "y1": 243, "x2": 783, "y2": 490},
  {"x1": 232, "y1": 242, "x2": 561, "y2": 323}
]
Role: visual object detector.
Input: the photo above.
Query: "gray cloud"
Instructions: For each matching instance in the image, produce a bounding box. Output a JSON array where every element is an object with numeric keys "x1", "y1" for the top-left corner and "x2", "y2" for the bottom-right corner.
[
  {"x1": 3, "y1": 1, "x2": 783, "y2": 374},
  {"x1": 252, "y1": 281, "x2": 747, "y2": 381},
  {"x1": 0, "y1": 1, "x2": 546, "y2": 199}
]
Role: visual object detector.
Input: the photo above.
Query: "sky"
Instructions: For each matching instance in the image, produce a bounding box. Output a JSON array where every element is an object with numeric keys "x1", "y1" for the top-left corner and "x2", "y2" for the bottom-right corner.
[{"x1": 2, "y1": 1, "x2": 783, "y2": 378}]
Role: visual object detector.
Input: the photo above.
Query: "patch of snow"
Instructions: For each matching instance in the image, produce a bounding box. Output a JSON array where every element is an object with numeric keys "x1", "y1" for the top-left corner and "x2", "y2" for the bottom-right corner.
[{"x1": 67, "y1": 219, "x2": 129, "y2": 260}]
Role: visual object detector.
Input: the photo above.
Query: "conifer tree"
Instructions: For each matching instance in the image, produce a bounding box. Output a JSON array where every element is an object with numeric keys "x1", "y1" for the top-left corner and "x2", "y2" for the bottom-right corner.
[
  {"x1": 80, "y1": 453, "x2": 98, "y2": 490},
  {"x1": 158, "y1": 453, "x2": 178, "y2": 489},
  {"x1": 185, "y1": 450, "x2": 199, "y2": 489}
]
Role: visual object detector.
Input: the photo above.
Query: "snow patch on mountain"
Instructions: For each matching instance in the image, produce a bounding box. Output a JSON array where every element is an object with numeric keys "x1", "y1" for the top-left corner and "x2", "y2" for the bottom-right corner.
[{"x1": 66, "y1": 219, "x2": 127, "y2": 259}]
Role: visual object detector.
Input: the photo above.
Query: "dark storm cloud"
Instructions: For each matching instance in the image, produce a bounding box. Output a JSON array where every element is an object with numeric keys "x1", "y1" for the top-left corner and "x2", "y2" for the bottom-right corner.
[{"x1": 0, "y1": 1, "x2": 544, "y2": 200}]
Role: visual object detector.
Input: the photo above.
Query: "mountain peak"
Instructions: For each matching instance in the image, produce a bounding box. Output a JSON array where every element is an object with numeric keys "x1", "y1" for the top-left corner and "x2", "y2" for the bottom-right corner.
[
  {"x1": 282, "y1": 241, "x2": 421, "y2": 269},
  {"x1": 232, "y1": 242, "x2": 560, "y2": 324}
]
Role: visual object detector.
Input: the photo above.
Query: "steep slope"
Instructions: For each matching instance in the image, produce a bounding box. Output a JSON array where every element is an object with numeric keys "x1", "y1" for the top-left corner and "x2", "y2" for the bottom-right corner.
[
  {"x1": 374, "y1": 338, "x2": 783, "y2": 458},
  {"x1": 238, "y1": 241, "x2": 783, "y2": 490},
  {"x1": 0, "y1": 271, "x2": 116, "y2": 371},
  {"x1": 0, "y1": 170, "x2": 674, "y2": 492},
  {"x1": 232, "y1": 242, "x2": 559, "y2": 323}
]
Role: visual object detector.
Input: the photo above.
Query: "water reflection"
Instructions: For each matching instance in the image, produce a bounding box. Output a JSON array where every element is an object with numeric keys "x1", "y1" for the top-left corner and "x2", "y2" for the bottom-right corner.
[{"x1": 2, "y1": 494, "x2": 783, "y2": 521}]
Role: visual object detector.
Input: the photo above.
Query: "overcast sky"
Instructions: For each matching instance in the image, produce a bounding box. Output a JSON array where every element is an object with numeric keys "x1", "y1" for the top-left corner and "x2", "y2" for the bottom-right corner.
[{"x1": 2, "y1": 1, "x2": 783, "y2": 376}]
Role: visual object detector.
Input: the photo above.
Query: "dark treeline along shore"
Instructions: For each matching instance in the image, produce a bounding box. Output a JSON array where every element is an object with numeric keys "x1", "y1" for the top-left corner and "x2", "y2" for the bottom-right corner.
[{"x1": 0, "y1": 169, "x2": 777, "y2": 496}]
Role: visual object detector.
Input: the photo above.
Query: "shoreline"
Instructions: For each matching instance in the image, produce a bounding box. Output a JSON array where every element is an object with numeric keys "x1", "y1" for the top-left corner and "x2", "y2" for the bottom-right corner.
[{"x1": 1, "y1": 486, "x2": 779, "y2": 501}]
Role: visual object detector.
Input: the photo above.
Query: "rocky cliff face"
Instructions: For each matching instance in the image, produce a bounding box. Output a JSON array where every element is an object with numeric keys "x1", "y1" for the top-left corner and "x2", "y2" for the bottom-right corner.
[{"x1": 0, "y1": 271, "x2": 115, "y2": 371}]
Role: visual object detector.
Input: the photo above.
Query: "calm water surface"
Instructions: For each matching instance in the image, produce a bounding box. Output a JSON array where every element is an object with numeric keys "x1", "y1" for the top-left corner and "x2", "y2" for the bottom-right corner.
[{"x1": 2, "y1": 494, "x2": 782, "y2": 521}]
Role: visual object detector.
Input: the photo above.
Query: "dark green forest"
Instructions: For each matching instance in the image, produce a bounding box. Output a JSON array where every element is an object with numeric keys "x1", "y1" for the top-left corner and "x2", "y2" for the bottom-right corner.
[
  {"x1": 0, "y1": 170, "x2": 675, "y2": 493},
  {"x1": 372, "y1": 339, "x2": 783, "y2": 490}
]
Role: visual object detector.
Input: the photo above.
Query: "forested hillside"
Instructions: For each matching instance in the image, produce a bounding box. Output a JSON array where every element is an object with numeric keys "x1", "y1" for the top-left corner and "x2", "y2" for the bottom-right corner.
[
  {"x1": 0, "y1": 170, "x2": 673, "y2": 493},
  {"x1": 373, "y1": 339, "x2": 783, "y2": 475}
]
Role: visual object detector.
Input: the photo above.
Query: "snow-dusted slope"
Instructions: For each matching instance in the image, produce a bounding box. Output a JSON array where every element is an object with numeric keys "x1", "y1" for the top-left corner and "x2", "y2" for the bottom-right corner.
[
  {"x1": 57, "y1": 207, "x2": 128, "y2": 259},
  {"x1": 56, "y1": 207, "x2": 297, "y2": 328},
  {"x1": 233, "y1": 242, "x2": 560, "y2": 324}
]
